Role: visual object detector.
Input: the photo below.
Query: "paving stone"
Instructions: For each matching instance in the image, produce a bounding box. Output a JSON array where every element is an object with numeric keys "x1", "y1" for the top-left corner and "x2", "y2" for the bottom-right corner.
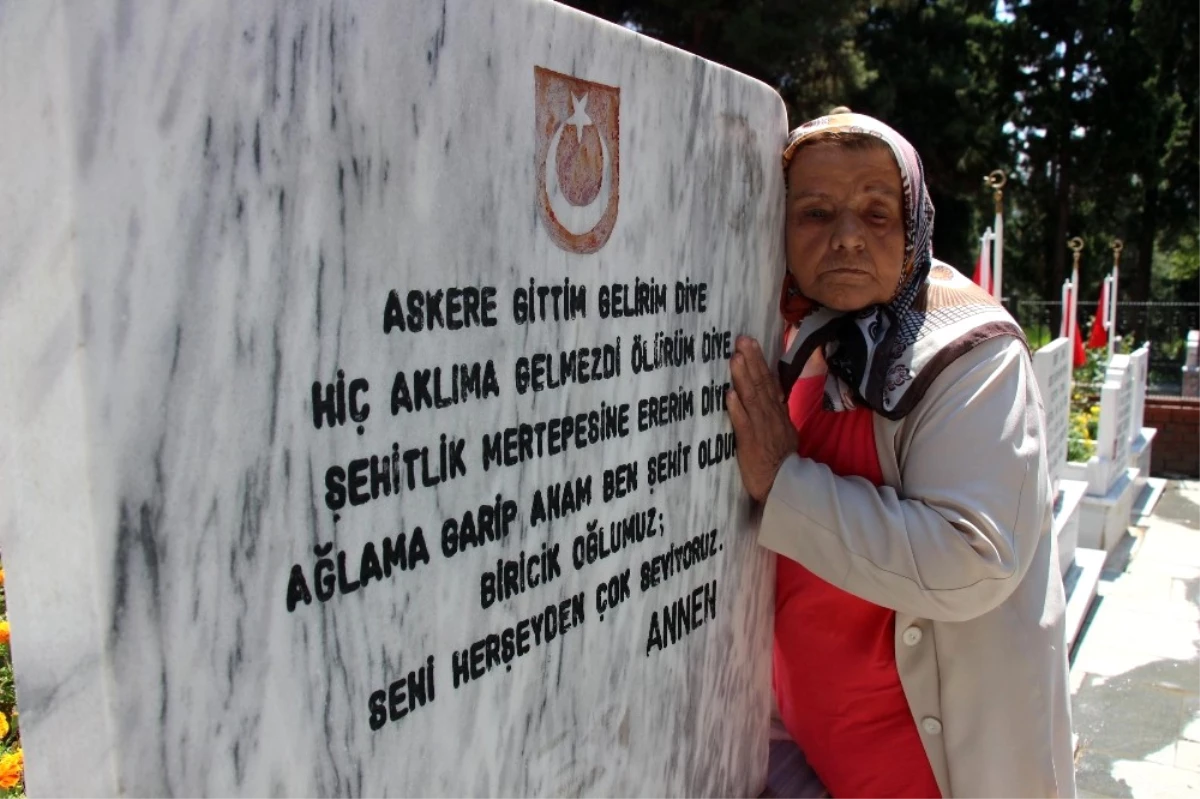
[
  {"x1": 1071, "y1": 484, "x2": 1200, "y2": 796},
  {"x1": 1142, "y1": 742, "x2": 1177, "y2": 768},
  {"x1": 1092, "y1": 595, "x2": 1199, "y2": 623},
  {"x1": 1182, "y1": 696, "x2": 1200, "y2": 743},
  {"x1": 1096, "y1": 571, "x2": 1178, "y2": 604},
  {"x1": 1133, "y1": 524, "x2": 1200, "y2": 570},
  {"x1": 1074, "y1": 609, "x2": 1200, "y2": 662},
  {"x1": 1072, "y1": 667, "x2": 1091, "y2": 695},
  {"x1": 1077, "y1": 750, "x2": 1200, "y2": 796},
  {"x1": 1073, "y1": 676, "x2": 1188, "y2": 760},
  {"x1": 1176, "y1": 740, "x2": 1200, "y2": 772}
]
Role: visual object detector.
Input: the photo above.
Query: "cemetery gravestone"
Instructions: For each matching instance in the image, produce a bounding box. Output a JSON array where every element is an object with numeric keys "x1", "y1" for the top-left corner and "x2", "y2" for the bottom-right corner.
[
  {"x1": 1126, "y1": 344, "x2": 1157, "y2": 485},
  {"x1": 1032, "y1": 337, "x2": 1087, "y2": 575},
  {"x1": 1127, "y1": 345, "x2": 1150, "y2": 441},
  {"x1": 1184, "y1": 331, "x2": 1200, "y2": 398},
  {"x1": 1091, "y1": 355, "x2": 1135, "y2": 495},
  {"x1": 0, "y1": 2, "x2": 784, "y2": 795},
  {"x1": 1075, "y1": 354, "x2": 1139, "y2": 551},
  {"x1": 1032, "y1": 338, "x2": 1072, "y2": 493}
]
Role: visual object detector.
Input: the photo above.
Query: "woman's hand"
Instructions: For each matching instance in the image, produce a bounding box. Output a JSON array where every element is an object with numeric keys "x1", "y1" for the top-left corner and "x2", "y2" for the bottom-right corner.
[{"x1": 727, "y1": 336, "x2": 798, "y2": 502}]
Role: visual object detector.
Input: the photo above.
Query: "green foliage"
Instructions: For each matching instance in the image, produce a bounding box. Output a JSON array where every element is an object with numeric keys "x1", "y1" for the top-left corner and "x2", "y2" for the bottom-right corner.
[
  {"x1": 1023, "y1": 325, "x2": 1053, "y2": 351},
  {"x1": 849, "y1": 0, "x2": 1013, "y2": 270},
  {"x1": 1151, "y1": 232, "x2": 1199, "y2": 303},
  {"x1": 1067, "y1": 405, "x2": 1098, "y2": 462},
  {"x1": 561, "y1": 0, "x2": 875, "y2": 121},
  {"x1": 560, "y1": 0, "x2": 1198, "y2": 304},
  {"x1": 1066, "y1": 348, "x2": 1107, "y2": 463}
]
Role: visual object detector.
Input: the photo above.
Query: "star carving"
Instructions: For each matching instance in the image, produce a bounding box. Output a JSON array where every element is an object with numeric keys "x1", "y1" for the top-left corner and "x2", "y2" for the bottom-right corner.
[{"x1": 563, "y1": 93, "x2": 593, "y2": 143}]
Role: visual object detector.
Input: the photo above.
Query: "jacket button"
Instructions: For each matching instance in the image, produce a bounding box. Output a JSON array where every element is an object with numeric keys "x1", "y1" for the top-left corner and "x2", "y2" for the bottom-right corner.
[
  {"x1": 902, "y1": 626, "x2": 923, "y2": 646},
  {"x1": 922, "y1": 717, "x2": 943, "y2": 735}
]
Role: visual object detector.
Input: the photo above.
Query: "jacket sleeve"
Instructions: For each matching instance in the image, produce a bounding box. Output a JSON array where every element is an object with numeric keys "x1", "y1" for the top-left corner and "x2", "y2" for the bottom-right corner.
[{"x1": 757, "y1": 336, "x2": 1052, "y2": 622}]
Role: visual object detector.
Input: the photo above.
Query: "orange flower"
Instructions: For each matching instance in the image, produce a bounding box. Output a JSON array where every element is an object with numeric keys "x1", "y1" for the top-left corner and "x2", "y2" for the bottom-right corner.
[
  {"x1": 0, "y1": 712, "x2": 8, "y2": 740},
  {"x1": 0, "y1": 622, "x2": 9, "y2": 646},
  {"x1": 0, "y1": 748, "x2": 22, "y2": 789},
  {"x1": 0, "y1": 567, "x2": 5, "y2": 586}
]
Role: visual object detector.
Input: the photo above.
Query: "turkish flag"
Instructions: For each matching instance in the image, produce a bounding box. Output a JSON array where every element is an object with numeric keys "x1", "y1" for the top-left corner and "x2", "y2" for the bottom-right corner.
[
  {"x1": 1074, "y1": 320, "x2": 1087, "y2": 368},
  {"x1": 972, "y1": 251, "x2": 991, "y2": 294},
  {"x1": 1088, "y1": 282, "x2": 1109, "y2": 349}
]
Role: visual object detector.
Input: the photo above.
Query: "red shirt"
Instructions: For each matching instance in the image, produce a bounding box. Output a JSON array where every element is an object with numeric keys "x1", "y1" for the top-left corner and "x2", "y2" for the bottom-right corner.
[{"x1": 773, "y1": 375, "x2": 941, "y2": 798}]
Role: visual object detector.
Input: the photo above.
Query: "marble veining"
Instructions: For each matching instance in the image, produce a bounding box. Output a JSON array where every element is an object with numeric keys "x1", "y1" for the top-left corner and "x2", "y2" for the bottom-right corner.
[{"x1": 0, "y1": 1, "x2": 786, "y2": 795}]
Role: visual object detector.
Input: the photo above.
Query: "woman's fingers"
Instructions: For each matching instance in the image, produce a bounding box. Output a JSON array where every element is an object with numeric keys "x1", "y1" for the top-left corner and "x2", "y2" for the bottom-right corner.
[
  {"x1": 747, "y1": 337, "x2": 784, "y2": 404},
  {"x1": 727, "y1": 336, "x2": 796, "y2": 502},
  {"x1": 733, "y1": 336, "x2": 783, "y2": 413},
  {"x1": 726, "y1": 386, "x2": 750, "y2": 433}
]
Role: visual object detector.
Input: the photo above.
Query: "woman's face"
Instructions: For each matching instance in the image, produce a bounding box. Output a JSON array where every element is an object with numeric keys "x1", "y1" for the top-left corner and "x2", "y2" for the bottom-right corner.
[{"x1": 785, "y1": 142, "x2": 907, "y2": 312}]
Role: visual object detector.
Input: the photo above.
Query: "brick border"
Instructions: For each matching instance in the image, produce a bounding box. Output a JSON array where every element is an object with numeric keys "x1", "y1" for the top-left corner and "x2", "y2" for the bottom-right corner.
[{"x1": 1144, "y1": 396, "x2": 1200, "y2": 477}]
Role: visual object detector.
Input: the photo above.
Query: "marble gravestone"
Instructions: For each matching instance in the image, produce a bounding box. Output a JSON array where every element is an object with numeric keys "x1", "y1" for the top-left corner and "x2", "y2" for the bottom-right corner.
[
  {"x1": 0, "y1": 2, "x2": 785, "y2": 796},
  {"x1": 1032, "y1": 338, "x2": 1072, "y2": 493},
  {"x1": 1096, "y1": 356, "x2": 1136, "y2": 493},
  {"x1": 1073, "y1": 354, "x2": 1139, "y2": 551},
  {"x1": 1126, "y1": 345, "x2": 1157, "y2": 484},
  {"x1": 1031, "y1": 337, "x2": 1087, "y2": 575},
  {"x1": 1184, "y1": 331, "x2": 1200, "y2": 397}
]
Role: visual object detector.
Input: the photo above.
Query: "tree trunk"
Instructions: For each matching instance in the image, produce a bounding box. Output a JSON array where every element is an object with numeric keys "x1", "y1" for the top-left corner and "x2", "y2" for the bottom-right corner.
[
  {"x1": 1049, "y1": 26, "x2": 1080, "y2": 332},
  {"x1": 1134, "y1": 182, "x2": 1158, "y2": 303}
]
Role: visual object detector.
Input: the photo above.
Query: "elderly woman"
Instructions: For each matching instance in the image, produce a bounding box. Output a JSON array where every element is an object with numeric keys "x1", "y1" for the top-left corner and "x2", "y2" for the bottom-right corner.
[{"x1": 727, "y1": 111, "x2": 1074, "y2": 798}]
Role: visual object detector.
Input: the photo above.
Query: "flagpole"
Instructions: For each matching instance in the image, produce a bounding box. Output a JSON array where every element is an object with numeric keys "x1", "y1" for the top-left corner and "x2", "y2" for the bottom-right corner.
[
  {"x1": 982, "y1": 227, "x2": 993, "y2": 295},
  {"x1": 1061, "y1": 278, "x2": 1071, "y2": 338},
  {"x1": 985, "y1": 170, "x2": 1006, "y2": 304},
  {"x1": 1068, "y1": 237, "x2": 1084, "y2": 365},
  {"x1": 1109, "y1": 239, "x2": 1123, "y2": 362}
]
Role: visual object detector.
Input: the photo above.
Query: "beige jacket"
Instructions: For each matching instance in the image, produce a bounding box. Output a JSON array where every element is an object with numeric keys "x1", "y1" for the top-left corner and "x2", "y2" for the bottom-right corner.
[{"x1": 761, "y1": 335, "x2": 1076, "y2": 798}]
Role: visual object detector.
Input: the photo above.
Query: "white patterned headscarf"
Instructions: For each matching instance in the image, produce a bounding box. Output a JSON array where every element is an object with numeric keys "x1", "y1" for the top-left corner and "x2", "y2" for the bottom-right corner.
[{"x1": 777, "y1": 112, "x2": 1024, "y2": 419}]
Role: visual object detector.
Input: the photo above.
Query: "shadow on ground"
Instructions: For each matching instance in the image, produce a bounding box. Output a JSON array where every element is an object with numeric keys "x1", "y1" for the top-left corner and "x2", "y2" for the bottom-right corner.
[{"x1": 1069, "y1": 563, "x2": 1200, "y2": 797}]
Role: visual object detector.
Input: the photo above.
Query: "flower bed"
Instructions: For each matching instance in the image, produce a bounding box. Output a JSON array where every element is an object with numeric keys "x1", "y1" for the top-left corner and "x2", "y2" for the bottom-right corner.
[
  {"x1": 1066, "y1": 349, "x2": 1108, "y2": 469},
  {"x1": 0, "y1": 556, "x2": 23, "y2": 796}
]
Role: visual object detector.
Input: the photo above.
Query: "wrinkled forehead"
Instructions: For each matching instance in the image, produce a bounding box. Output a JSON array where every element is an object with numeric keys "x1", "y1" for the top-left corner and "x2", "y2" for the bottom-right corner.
[
  {"x1": 784, "y1": 138, "x2": 903, "y2": 200},
  {"x1": 783, "y1": 114, "x2": 919, "y2": 187}
]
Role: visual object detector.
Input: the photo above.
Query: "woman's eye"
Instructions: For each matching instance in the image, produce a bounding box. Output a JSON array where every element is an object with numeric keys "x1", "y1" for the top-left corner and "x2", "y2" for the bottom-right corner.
[{"x1": 802, "y1": 208, "x2": 830, "y2": 220}]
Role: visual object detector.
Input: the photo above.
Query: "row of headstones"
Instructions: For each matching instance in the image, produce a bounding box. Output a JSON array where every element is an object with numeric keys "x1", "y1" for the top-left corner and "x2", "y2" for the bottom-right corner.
[{"x1": 1032, "y1": 338, "x2": 1156, "y2": 566}]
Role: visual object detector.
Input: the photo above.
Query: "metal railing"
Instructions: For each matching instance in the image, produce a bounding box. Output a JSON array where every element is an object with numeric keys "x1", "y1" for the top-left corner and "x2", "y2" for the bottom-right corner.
[{"x1": 1013, "y1": 300, "x2": 1200, "y2": 395}]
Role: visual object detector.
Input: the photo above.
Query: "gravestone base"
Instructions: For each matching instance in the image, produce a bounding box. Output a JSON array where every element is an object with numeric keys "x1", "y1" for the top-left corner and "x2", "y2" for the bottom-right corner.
[
  {"x1": 1129, "y1": 427, "x2": 1157, "y2": 486},
  {"x1": 1131, "y1": 477, "x2": 1169, "y2": 526},
  {"x1": 1077, "y1": 467, "x2": 1141, "y2": 552},
  {"x1": 1053, "y1": 479, "x2": 1088, "y2": 577},
  {"x1": 1061, "y1": 460, "x2": 1088, "y2": 485},
  {"x1": 1062, "y1": 548, "x2": 1106, "y2": 654}
]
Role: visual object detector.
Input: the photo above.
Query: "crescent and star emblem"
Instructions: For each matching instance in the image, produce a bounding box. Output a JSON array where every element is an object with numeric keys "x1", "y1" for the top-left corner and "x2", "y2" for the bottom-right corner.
[
  {"x1": 534, "y1": 67, "x2": 620, "y2": 254},
  {"x1": 545, "y1": 94, "x2": 613, "y2": 236}
]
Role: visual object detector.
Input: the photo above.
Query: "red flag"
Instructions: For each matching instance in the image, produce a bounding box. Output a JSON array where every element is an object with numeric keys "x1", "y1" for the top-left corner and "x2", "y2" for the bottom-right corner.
[
  {"x1": 1087, "y1": 281, "x2": 1109, "y2": 349},
  {"x1": 972, "y1": 239, "x2": 991, "y2": 294},
  {"x1": 1073, "y1": 320, "x2": 1087, "y2": 368}
]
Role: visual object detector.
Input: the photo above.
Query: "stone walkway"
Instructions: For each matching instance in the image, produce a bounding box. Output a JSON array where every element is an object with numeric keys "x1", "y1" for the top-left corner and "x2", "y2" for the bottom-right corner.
[{"x1": 1071, "y1": 480, "x2": 1200, "y2": 798}]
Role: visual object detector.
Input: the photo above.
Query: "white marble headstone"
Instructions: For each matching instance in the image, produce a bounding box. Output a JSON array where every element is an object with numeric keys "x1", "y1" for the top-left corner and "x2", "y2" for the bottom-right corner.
[
  {"x1": 1032, "y1": 337, "x2": 1073, "y2": 492},
  {"x1": 1089, "y1": 354, "x2": 1135, "y2": 494},
  {"x1": 1127, "y1": 344, "x2": 1150, "y2": 440},
  {"x1": 1184, "y1": 331, "x2": 1200, "y2": 397},
  {"x1": 0, "y1": 1, "x2": 785, "y2": 795}
]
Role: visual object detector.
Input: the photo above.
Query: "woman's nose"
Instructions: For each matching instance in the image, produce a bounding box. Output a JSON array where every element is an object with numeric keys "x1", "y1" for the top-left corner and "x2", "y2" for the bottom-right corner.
[{"x1": 831, "y1": 210, "x2": 867, "y2": 251}]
